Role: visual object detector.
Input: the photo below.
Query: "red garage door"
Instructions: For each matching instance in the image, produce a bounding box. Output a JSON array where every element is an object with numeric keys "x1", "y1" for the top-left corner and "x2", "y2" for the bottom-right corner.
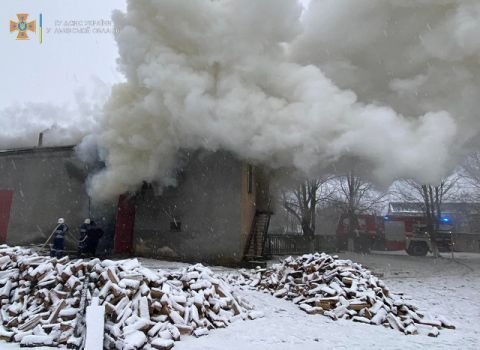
[
  {"x1": 114, "y1": 195, "x2": 135, "y2": 255},
  {"x1": 0, "y1": 190, "x2": 13, "y2": 244}
]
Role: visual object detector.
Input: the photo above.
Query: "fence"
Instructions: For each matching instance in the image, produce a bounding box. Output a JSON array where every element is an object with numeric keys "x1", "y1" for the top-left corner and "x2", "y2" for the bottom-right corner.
[
  {"x1": 265, "y1": 234, "x2": 336, "y2": 256},
  {"x1": 265, "y1": 233, "x2": 480, "y2": 256},
  {"x1": 453, "y1": 233, "x2": 480, "y2": 253}
]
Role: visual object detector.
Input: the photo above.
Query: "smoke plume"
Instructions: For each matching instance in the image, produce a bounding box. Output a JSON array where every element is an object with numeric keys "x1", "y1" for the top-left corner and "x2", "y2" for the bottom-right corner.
[
  {"x1": 89, "y1": 0, "x2": 480, "y2": 201},
  {"x1": 0, "y1": 82, "x2": 108, "y2": 149}
]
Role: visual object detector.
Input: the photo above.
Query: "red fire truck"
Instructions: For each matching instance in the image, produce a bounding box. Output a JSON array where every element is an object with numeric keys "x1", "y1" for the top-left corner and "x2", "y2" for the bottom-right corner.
[
  {"x1": 336, "y1": 214, "x2": 453, "y2": 255},
  {"x1": 382, "y1": 215, "x2": 424, "y2": 251},
  {"x1": 336, "y1": 214, "x2": 384, "y2": 252},
  {"x1": 383, "y1": 215, "x2": 454, "y2": 256}
]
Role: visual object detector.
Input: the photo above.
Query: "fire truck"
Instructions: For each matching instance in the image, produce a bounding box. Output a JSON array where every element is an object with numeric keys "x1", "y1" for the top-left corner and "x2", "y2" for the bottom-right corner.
[
  {"x1": 336, "y1": 214, "x2": 384, "y2": 252},
  {"x1": 383, "y1": 215, "x2": 454, "y2": 256},
  {"x1": 336, "y1": 214, "x2": 454, "y2": 256}
]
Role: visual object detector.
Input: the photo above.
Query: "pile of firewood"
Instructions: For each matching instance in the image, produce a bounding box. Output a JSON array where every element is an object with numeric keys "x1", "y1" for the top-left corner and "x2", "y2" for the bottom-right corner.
[
  {"x1": 0, "y1": 245, "x2": 252, "y2": 349},
  {"x1": 230, "y1": 253, "x2": 454, "y2": 337}
]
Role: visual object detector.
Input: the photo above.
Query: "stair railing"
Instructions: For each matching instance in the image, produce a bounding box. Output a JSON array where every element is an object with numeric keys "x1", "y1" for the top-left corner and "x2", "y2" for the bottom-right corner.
[{"x1": 243, "y1": 214, "x2": 258, "y2": 259}]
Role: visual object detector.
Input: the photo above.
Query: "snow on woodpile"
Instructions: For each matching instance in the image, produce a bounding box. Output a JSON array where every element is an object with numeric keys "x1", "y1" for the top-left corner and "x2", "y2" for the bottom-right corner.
[
  {"x1": 230, "y1": 253, "x2": 455, "y2": 336},
  {"x1": 0, "y1": 245, "x2": 252, "y2": 349}
]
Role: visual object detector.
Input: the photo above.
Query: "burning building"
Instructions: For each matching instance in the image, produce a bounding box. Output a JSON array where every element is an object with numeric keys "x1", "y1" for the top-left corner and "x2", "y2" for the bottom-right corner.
[
  {"x1": 3, "y1": 0, "x2": 480, "y2": 262},
  {"x1": 0, "y1": 145, "x2": 271, "y2": 264},
  {"x1": 132, "y1": 150, "x2": 271, "y2": 264},
  {"x1": 0, "y1": 146, "x2": 116, "y2": 254}
]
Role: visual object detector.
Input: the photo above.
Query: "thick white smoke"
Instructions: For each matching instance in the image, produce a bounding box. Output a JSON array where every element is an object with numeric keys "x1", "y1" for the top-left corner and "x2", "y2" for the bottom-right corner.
[
  {"x1": 0, "y1": 82, "x2": 108, "y2": 149},
  {"x1": 89, "y1": 0, "x2": 480, "y2": 201},
  {"x1": 294, "y1": 0, "x2": 480, "y2": 142}
]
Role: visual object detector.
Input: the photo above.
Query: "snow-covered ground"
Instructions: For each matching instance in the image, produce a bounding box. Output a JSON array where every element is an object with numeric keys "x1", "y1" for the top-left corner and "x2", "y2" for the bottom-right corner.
[
  {"x1": 3, "y1": 251, "x2": 479, "y2": 349},
  {"x1": 169, "y1": 252, "x2": 480, "y2": 350},
  {"x1": 141, "y1": 252, "x2": 480, "y2": 350}
]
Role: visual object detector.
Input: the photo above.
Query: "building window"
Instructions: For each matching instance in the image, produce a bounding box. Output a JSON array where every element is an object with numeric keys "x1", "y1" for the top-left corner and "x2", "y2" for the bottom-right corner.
[
  {"x1": 170, "y1": 221, "x2": 182, "y2": 232},
  {"x1": 247, "y1": 165, "x2": 253, "y2": 194}
]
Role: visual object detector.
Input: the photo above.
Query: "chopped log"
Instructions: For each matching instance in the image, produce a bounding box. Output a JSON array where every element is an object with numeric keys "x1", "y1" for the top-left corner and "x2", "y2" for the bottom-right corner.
[
  {"x1": 18, "y1": 315, "x2": 41, "y2": 332},
  {"x1": 370, "y1": 308, "x2": 388, "y2": 325},
  {"x1": 348, "y1": 302, "x2": 370, "y2": 311},
  {"x1": 20, "y1": 335, "x2": 55, "y2": 347},
  {"x1": 151, "y1": 338, "x2": 175, "y2": 350},
  {"x1": 229, "y1": 252, "x2": 451, "y2": 335},
  {"x1": 428, "y1": 326, "x2": 440, "y2": 337},
  {"x1": 352, "y1": 316, "x2": 371, "y2": 323},
  {"x1": 47, "y1": 300, "x2": 67, "y2": 324},
  {"x1": 386, "y1": 313, "x2": 405, "y2": 332},
  {"x1": 176, "y1": 324, "x2": 193, "y2": 335},
  {"x1": 437, "y1": 315, "x2": 456, "y2": 329},
  {"x1": 123, "y1": 330, "x2": 147, "y2": 350},
  {"x1": 193, "y1": 327, "x2": 209, "y2": 337},
  {"x1": 107, "y1": 267, "x2": 120, "y2": 284},
  {"x1": 404, "y1": 323, "x2": 418, "y2": 335}
]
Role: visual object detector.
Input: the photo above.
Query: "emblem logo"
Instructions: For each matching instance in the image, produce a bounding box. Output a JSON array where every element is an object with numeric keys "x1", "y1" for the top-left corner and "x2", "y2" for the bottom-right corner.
[{"x1": 10, "y1": 13, "x2": 36, "y2": 40}]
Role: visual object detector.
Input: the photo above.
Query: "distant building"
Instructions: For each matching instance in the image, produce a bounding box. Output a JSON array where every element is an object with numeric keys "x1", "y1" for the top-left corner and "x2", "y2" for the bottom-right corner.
[{"x1": 387, "y1": 202, "x2": 480, "y2": 233}]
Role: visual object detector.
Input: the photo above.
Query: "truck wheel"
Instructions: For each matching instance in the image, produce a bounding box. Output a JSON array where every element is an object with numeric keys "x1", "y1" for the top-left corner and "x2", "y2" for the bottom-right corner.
[{"x1": 406, "y1": 242, "x2": 428, "y2": 256}]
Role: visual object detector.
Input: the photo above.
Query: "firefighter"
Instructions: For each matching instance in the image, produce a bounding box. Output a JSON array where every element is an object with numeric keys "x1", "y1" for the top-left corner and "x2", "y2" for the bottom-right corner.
[
  {"x1": 50, "y1": 218, "x2": 69, "y2": 258},
  {"x1": 85, "y1": 220, "x2": 104, "y2": 257},
  {"x1": 78, "y1": 218, "x2": 91, "y2": 258}
]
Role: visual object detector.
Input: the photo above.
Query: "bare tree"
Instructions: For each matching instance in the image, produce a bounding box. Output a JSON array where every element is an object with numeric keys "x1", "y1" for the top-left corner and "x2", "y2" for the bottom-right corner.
[
  {"x1": 394, "y1": 176, "x2": 460, "y2": 256},
  {"x1": 461, "y1": 151, "x2": 480, "y2": 198},
  {"x1": 282, "y1": 177, "x2": 333, "y2": 237},
  {"x1": 330, "y1": 170, "x2": 387, "y2": 234}
]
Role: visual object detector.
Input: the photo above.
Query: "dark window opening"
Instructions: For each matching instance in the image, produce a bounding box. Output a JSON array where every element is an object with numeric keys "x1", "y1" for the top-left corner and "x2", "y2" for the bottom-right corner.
[
  {"x1": 247, "y1": 164, "x2": 253, "y2": 194},
  {"x1": 170, "y1": 221, "x2": 182, "y2": 232}
]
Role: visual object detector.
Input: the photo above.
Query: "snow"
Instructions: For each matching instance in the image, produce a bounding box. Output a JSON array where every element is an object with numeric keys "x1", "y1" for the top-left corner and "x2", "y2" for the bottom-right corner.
[
  {"x1": 84, "y1": 297, "x2": 105, "y2": 350},
  {"x1": 151, "y1": 338, "x2": 175, "y2": 349},
  {"x1": 20, "y1": 335, "x2": 54, "y2": 347},
  {"x1": 172, "y1": 252, "x2": 480, "y2": 350},
  {"x1": 123, "y1": 330, "x2": 147, "y2": 350},
  {"x1": 247, "y1": 311, "x2": 265, "y2": 320},
  {"x1": 2, "y1": 251, "x2": 479, "y2": 349}
]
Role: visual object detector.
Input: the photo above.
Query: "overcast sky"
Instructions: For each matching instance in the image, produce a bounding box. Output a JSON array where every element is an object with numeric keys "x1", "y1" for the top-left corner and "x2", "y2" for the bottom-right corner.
[
  {"x1": 0, "y1": 0, "x2": 309, "y2": 112},
  {"x1": 0, "y1": 0, "x2": 126, "y2": 109}
]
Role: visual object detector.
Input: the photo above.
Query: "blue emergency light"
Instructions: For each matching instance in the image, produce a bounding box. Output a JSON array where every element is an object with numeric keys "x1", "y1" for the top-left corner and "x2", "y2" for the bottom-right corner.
[{"x1": 440, "y1": 216, "x2": 450, "y2": 223}]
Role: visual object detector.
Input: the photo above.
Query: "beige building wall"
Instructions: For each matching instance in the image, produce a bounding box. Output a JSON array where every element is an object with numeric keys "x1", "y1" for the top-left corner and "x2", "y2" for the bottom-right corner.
[
  {"x1": 240, "y1": 164, "x2": 257, "y2": 255},
  {"x1": 240, "y1": 164, "x2": 271, "y2": 256}
]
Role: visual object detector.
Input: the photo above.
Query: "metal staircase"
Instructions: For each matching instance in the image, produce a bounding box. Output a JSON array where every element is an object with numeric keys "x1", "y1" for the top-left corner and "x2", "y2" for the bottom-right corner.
[{"x1": 243, "y1": 210, "x2": 272, "y2": 263}]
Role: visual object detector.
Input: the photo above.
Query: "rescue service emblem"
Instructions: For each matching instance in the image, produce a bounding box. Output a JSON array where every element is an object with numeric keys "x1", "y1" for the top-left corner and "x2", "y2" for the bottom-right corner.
[{"x1": 10, "y1": 13, "x2": 36, "y2": 40}]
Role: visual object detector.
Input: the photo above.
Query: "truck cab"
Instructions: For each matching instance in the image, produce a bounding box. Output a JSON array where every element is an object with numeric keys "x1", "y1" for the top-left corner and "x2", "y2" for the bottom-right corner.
[{"x1": 405, "y1": 219, "x2": 454, "y2": 256}]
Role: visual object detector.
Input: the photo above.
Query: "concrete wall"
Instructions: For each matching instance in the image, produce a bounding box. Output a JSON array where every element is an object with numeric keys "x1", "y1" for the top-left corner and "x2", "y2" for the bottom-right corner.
[
  {"x1": 134, "y1": 150, "x2": 245, "y2": 264},
  {"x1": 0, "y1": 146, "x2": 270, "y2": 262},
  {"x1": 0, "y1": 147, "x2": 89, "y2": 248}
]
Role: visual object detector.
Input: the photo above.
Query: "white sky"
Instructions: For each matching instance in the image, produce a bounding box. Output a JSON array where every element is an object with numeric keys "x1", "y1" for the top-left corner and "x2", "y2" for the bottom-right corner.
[
  {"x1": 0, "y1": 0, "x2": 309, "y2": 111},
  {"x1": 0, "y1": 0, "x2": 127, "y2": 108}
]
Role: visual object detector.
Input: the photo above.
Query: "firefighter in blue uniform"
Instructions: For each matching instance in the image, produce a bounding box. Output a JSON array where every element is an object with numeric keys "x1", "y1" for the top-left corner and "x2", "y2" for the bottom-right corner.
[
  {"x1": 85, "y1": 220, "x2": 104, "y2": 257},
  {"x1": 50, "y1": 218, "x2": 69, "y2": 258},
  {"x1": 78, "y1": 218, "x2": 90, "y2": 258}
]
